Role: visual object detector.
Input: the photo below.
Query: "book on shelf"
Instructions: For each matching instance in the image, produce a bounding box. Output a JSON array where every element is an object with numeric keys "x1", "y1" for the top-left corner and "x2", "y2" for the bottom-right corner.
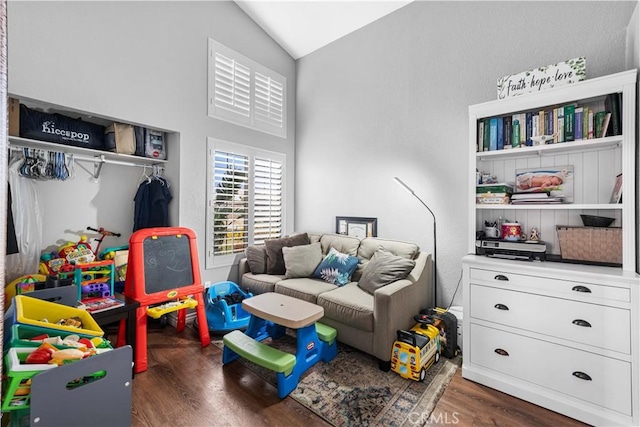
[
  {"x1": 511, "y1": 192, "x2": 551, "y2": 200},
  {"x1": 587, "y1": 108, "x2": 594, "y2": 139},
  {"x1": 489, "y1": 117, "x2": 498, "y2": 151},
  {"x1": 525, "y1": 112, "x2": 533, "y2": 146},
  {"x1": 556, "y1": 107, "x2": 565, "y2": 142},
  {"x1": 599, "y1": 112, "x2": 612, "y2": 138},
  {"x1": 483, "y1": 118, "x2": 490, "y2": 151},
  {"x1": 511, "y1": 197, "x2": 565, "y2": 204},
  {"x1": 503, "y1": 117, "x2": 512, "y2": 150},
  {"x1": 564, "y1": 104, "x2": 575, "y2": 142},
  {"x1": 497, "y1": 116, "x2": 504, "y2": 150},
  {"x1": 477, "y1": 121, "x2": 484, "y2": 152},
  {"x1": 610, "y1": 173, "x2": 623, "y2": 204},
  {"x1": 574, "y1": 107, "x2": 583, "y2": 140},
  {"x1": 595, "y1": 111, "x2": 607, "y2": 138},
  {"x1": 79, "y1": 296, "x2": 125, "y2": 314},
  {"x1": 605, "y1": 93, "x2": 621, "y2": 136}
]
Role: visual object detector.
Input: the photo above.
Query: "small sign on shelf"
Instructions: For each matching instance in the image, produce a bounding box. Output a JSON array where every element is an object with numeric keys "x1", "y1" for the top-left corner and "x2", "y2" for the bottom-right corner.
[{"x1": 497, "y1": 57, "x2": 586, "y2": 99}]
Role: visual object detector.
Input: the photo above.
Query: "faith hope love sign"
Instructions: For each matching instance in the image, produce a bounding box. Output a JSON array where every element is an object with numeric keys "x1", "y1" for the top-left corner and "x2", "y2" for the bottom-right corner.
[{"x1": 497, "y1": 57, "x2": 586, "y2": 99}]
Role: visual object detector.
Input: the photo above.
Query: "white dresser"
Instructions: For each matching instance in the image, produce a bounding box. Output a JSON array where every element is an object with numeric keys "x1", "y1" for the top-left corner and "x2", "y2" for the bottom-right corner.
[{"x1": 462, "y1": 255, "x2": 639, "y2": 426}]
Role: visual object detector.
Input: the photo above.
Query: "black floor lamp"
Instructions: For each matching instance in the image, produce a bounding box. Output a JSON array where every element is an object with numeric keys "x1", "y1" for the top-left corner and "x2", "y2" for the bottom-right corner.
[{"x1": 393, "y1": 177, "x2": 437, "y2": 307}]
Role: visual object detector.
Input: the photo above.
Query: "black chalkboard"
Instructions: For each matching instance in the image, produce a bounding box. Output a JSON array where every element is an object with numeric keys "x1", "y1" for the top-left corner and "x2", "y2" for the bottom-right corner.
[{"x1": 143, "y1": 234, "x2": 194, "y2": 294}]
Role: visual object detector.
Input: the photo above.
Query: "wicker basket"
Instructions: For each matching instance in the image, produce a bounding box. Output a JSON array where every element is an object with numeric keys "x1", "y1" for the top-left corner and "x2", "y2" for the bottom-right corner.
[{"x1": 556, "y1": 226, "x2": 622, "y2": 264}]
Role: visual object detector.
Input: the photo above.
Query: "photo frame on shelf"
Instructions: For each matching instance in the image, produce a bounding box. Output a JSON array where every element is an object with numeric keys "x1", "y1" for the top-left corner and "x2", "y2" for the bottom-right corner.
[
  {"x1": 610, "y1": 173, "x2": 623, "y2": 203},
  {"x1": 336, "y1": 216, "x2": 377, "y2": 238}
]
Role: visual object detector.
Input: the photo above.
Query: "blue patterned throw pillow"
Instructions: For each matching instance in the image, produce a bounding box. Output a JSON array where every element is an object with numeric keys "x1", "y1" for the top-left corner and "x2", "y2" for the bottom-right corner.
[{"x1": 313, "y1": 247, "x2": 359, "y2": 286}]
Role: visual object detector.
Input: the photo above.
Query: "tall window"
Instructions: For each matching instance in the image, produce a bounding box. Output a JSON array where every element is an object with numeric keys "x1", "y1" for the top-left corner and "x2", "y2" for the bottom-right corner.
[
  {"x1": 206, "y1": 138, "x2": 285, "y2": 268},
  {"x1": 208, "y1": 39, "x2": 286, "y2": 138}
]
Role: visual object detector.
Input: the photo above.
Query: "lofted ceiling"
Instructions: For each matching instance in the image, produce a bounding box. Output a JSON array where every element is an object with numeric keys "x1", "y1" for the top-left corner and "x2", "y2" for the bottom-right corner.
[{"x1": 235, "y1": 0, "x2": 414, "y2": 60}]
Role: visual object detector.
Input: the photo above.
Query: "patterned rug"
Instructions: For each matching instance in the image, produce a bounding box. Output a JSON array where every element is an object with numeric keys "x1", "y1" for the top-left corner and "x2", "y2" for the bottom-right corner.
[{"x1": 212, "y1": 331, "x2": 459, "y2": 427}]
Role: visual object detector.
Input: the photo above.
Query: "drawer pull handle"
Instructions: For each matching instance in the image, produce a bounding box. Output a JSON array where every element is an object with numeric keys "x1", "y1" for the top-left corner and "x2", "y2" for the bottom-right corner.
[
  {"x1": 572, "y1": 285, "x2": 592, "y2": 293},
  {"x1": 572, "y1": 371, "x2": 592, "y2": 381},
  {"x1": 494, "y1": 274, "x2": 509, "y2": 281},
  {"x1": 572, "y1": 319, "x2": 592, "y2": 328},
  {"x1": 494, "y1": 303, "x2": 509, "y2": 311},
  {"x1": 494, "y1": 349, "x2": 509, "y2": 356}
]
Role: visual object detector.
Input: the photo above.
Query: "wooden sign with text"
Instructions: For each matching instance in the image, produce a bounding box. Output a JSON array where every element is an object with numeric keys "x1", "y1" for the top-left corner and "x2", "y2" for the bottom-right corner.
[{"x1": 497, "y1": 57, "x2": 586, "y2": 99}]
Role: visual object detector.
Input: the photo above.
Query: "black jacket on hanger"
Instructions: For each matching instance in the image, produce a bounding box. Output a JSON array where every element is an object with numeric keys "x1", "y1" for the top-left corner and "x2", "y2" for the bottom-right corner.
[{"x1": 133, "y1": 177, "x2": 172, "y2": 231}]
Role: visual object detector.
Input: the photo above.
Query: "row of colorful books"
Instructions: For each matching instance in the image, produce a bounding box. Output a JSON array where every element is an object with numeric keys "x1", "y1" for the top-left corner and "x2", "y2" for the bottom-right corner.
[{"x1": 477, "y1": 93, "x2": 621, "y2": 152}]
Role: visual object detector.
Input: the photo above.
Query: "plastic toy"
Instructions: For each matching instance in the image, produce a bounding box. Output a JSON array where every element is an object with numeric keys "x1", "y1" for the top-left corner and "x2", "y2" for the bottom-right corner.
[
  {"x1": 390, "y1": 315, "x2": 441, "y2": 382},
  {"x1": 196, "y1": 281, "x2": 253, "y2": 333},
  {"x1": 417, "y1": 308, "x2": 459, "y2": 359},
  {"x1": 4, "y1": 274, "x2": 46, "y2": 310}
]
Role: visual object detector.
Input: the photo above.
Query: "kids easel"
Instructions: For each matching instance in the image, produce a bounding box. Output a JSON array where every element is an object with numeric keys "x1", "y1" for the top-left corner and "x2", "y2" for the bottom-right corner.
[{"x1": 124, "y1": 227, "x2": 210, "y2": 373}]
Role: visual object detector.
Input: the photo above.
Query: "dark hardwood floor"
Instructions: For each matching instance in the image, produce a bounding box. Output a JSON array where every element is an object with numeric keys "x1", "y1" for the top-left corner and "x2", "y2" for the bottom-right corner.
[{"x1": 127, "y1": 325, "x2": 587, "y2": 427}]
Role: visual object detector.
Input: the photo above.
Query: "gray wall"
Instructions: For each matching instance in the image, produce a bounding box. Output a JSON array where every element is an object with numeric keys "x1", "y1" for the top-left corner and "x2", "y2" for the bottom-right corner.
[
  {"x1": 8, "y1": 1, "x2": 296, "y2": 285},
  {"x1": 295, "y1": 1, "x2": 637, "y2": 306}
]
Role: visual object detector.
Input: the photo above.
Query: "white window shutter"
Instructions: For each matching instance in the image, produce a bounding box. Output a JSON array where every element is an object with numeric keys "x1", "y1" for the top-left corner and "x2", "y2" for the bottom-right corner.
[
  {"x1": 254, "y1": 70, "x2": 285, "y2": 136},
  {"x1": 208, "y1": 39, "x2": 286, "y2": 138}
]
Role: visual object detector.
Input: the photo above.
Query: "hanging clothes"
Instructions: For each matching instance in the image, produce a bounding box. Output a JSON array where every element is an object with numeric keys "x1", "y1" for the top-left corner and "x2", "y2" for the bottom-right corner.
[
  {"x1": 6, "y1": 184, "x2": 18, "y2": 255},
  {"x1": 6, "y1": 157, "x2": 43, "y2": 282},
  {"x1": 133, "y1": 174, "x2": 172, "y2": 231}
]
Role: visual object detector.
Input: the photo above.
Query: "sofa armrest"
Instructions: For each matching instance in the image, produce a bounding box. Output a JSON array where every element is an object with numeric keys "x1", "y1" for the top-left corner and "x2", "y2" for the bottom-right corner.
[
  {"x1": 371, "y1": 252, "x2": 432, "y2": 361},
  {"x1": 238, "y1": 257, "x2": 251, "y2": 276}
]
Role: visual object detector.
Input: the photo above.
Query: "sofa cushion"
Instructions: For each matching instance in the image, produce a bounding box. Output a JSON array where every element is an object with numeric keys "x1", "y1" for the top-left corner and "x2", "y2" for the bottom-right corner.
[
  {"x1": 241, "y1": 273, "x2": 284, "y2": 295},
  {"x1": 358, "y1": 248, "x2": 416, "y2": 295},
  {"x1": 265, "y1": 233, "x2": 310, "y2": 275},
  {"x1": 319, "y1": 233, "x2": 361, "y2": 256},
  {"x1": 245, "y1": 245, "x2": 267, "y2": 274},
  {"x1": 275, "y1": 278, "x2": 337, "y2": 304},
  {"x1": 313, "y1": 247, "x2": 359, "y2": 286},
  {"x1": 317, "y1": 283, "x2": 374, "y2": 332},
  {"x1": 282, "y1": 242, "x2": 322, "y2": 279},
  {"x1": 353, "y1": 237, "x2": 419, "y2": 281}
]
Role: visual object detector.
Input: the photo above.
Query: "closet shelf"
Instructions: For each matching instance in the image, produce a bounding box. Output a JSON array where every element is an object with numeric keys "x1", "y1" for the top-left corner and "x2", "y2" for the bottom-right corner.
[{"x1": 9, "y1": 136, "x2": 166, "y2": 179}]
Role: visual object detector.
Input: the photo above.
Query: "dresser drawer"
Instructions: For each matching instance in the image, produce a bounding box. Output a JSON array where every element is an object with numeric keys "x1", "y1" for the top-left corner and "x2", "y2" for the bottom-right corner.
[
  {"x1": 469, "y1": 323, "x2": 631, "y2": 415},
  {"x1": 470, "y1": 284, "x2": 630, "y2": 354},
  {"x1": 469, "y1": 268, "x2": 630, "y2": 303}
]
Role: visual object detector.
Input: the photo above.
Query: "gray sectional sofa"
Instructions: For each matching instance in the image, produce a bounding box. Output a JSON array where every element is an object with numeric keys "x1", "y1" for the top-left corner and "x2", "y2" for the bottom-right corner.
[{"x1": 238, "y1": 232, "x2": 433, "y2": 369}]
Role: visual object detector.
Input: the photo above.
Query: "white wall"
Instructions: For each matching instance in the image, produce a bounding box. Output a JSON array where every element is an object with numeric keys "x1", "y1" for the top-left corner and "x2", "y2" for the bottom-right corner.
[
  {"x1": 295, "y1": 1, "x2": 637, "y2": 307},
  {"x1": 8, "y1": 1, "x2": 296, "y2": 284}
]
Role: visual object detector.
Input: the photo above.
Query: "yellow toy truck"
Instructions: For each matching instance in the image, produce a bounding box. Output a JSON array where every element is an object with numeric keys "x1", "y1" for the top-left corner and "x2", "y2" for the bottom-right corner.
[{"x1": 390, "y1": 322, "x2": 441, "y2": 381}]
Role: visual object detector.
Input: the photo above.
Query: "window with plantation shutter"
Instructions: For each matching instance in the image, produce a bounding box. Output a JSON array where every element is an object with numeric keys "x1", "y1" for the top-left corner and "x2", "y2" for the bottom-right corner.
[
  {"x1": 206, "y1": 138, "x2": 286, "y2": 268},
  {"x1": 208, "y1": 39, "x2": 286, "y2": 138}
]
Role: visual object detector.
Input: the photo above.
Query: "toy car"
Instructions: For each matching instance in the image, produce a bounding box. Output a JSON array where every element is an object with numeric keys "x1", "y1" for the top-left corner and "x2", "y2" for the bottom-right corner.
[{"x1": 390, "y1": 322, "x2": 441, "y2": 382}]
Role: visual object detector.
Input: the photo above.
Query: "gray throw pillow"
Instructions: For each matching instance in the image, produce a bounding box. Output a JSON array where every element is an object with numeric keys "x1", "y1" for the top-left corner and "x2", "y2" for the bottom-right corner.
[
  {"x1": 358, "y1": 247, "x2": 416, "y2": 295},
  {"x1": 265, "y1": 233, "x2": 310, "y2": 275},
  {"x1": 245, "y1": 245, "x2": 267, "y2": 274},
  {"x1": 282, "y1": 242, "x2": 323, "y2": 278}
]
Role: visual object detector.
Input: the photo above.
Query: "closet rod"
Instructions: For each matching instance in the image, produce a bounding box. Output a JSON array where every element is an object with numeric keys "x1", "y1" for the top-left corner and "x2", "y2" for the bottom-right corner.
[{"x1": 9, "y1": 144, "x2": 163, "y2": 179}]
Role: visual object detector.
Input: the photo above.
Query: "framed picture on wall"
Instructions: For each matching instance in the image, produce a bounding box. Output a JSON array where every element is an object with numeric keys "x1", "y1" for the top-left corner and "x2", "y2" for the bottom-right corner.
[{"x1": 336, "y1": 216, "x2": 377, "y2": 238}]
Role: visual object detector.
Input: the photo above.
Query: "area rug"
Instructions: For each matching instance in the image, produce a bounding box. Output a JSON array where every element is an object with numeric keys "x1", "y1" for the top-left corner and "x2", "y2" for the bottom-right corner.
[{"x1": 212, "y1": 331, "x2": 459, "y2": 427}]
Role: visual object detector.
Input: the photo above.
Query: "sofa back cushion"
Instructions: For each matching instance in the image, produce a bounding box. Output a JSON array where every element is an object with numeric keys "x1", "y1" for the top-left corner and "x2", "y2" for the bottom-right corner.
[
  {"x1": 353, "y1": 237, "x2": 419, "y2": 281},
  {"x1": 245, "y1": 245, "x2": 267, "y2": 274},
  {"x1": 264, "y1": 233, "x2": 310, "y2": 274},
  {"x1": 319, "y1": 233, "x2": 361, "y2": 256},
  {"x1": 282, "y1": 242, "x2": 323, "y2": 279},
  {"x1": 357, "y1": 248, "x2": 416, "y2": 294}
]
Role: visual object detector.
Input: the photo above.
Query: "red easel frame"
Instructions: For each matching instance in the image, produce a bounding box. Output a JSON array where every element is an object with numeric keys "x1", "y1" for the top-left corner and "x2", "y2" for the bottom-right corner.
[{"x1": 124, "y1": 227, "x2": 210, "y2": 373}]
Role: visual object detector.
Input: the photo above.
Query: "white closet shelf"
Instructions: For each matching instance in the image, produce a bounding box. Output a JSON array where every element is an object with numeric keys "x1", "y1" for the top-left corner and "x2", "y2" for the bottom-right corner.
[{"x1": 9, "y1": 136, "x2": 166, "y2": 179}]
